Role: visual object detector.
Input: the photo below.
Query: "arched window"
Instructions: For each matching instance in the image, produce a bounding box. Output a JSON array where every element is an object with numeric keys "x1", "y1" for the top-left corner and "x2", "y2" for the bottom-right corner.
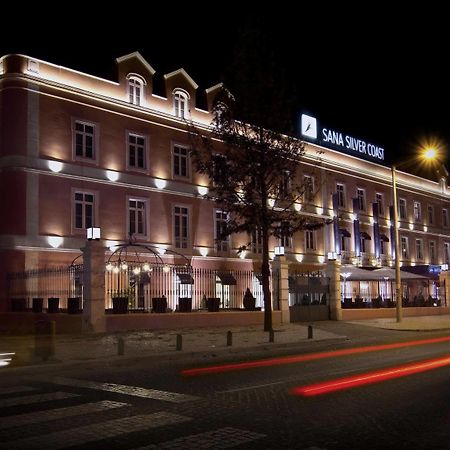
[
  {"x1": 173, "y1": 90, "x2": 189, "y2": 118},
  {"x1": 127, "y1": 76, "x2": 144, "y2": 106}
]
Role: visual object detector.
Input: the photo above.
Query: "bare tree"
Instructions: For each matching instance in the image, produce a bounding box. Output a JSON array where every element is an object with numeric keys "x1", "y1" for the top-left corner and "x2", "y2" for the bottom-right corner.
[{"x1": 189, "y1": 88, "x2": 327, "y2": 332}]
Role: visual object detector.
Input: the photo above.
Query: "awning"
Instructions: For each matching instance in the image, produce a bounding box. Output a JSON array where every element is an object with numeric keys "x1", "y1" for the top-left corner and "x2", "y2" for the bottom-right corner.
[
  {"x1": 380, "y1": 234, "x2": 390, "y2": 242},
  {"x1": 360, "y1": 231, "x2": 371, "y2": 240},
  {"x1": 217, "y1": 272, "x2": 237, "y2": 285},
  {"x1": 340, "y1": 228, "x2": 351, "y2": 237},
  {"x1": 177, "y1": 273, "x2": 194, "y2": 284}
]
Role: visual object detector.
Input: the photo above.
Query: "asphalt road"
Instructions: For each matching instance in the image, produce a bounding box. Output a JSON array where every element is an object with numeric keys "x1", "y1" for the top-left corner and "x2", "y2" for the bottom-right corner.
[{"x1": 1, "y1": 324, "x2": 450, "y2": 449}]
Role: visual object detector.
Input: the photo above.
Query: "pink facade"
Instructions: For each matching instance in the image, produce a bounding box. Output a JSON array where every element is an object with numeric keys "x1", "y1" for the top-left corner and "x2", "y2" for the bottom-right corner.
[{"x1": 1, "y1": 52, "x2": 450, "y2": 313}]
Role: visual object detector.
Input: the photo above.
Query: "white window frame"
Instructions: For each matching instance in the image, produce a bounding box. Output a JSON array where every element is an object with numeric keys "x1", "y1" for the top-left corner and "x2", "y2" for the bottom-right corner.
[
  {"x1": 127, "y1": 197, "x2": 148, "y2": 239},
  {"x1": 428, "y1": 205, "x2": 434, "y2": 225},
  {"x1": 252, "y1": 227, "x2": 263, "y2": 254},
  {"x1": 401, "y1": 236, "x2": 409, "y2": 259},
  {"x1": 443, "y1": 208, "x2": 449, "y2": 228},
  {"x1": 429, "y1": 240, "x2": 436, "y2": 263},
  {"x1": 415, "y1": 239, "x2": 423, "y2": 260},
  {"x1": 413, "y1": 201, "x2": 422, "y2": 222},
  {"x1": 214, "y1": 209, "x2": 229, "y2": 253},
  {"x1": 303, "y1": 175, "x2": 314, "y2": 203},
  {"x1": 172, "y1": 143, "x2": 190, "y2": 179},
  {"x1": 305, "y1": 230, "x2": 315, "y2": 250},
  {"x1": 375, "y1": 193, "x2": 384, "y2": 216},
  {"x1": 173, "y1": 89, "x2": 189, "y2": 119},
  {"x1": 126, "y1": 132, "x2": 148, "y2": 172},
  {"x1": 173, "y1": 204, "x2": 190, "y2": 249},
  {"x1": 357, "y1": 188, "x2": 366, "y2": 211},
  {"x1": 127, "y1": 75, "x2": 145, "y2": 106},
  {"x1": 72, "y1": 119, "x2": 98, "y2": 162},
  {"x1": 337, "y1": 183, "x2": 346, "y2": 208},
  {"x1": 72, "y1": 189, "x2": 98, "y2": 234},
  {"x1": 399, "y1": 198, "x2": 407, "y2": 220},
  {"x1": 280, "y1": 221, "x2": 293, "y2": 249}
]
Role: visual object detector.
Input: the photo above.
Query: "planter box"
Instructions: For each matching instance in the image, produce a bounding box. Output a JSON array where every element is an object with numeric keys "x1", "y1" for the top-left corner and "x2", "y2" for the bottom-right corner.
[
  {"x1": 207, "y1": 297, "x2": 220, "y2": 312},
  {"x1": 152, "y1": 297, "x2": 167, "y2": 313},
  {"x1": 112, "y1": 297, "x2": 128, "y2": 314},
  {"x1": 48, "y1": 297, "x2": 60, "y2": 313},
  {"x1": 68, "y1": 297, "x2": 81, "y2": 314},
  {"x1": 32, "y1": 298, "x2": 43, "y2": 313},
  {"x1": 178, "y1": 297, "x2": 192, "y2": 312},
  {"x1": 11, "y1": 298, "x2": 27, "y2": 312}
]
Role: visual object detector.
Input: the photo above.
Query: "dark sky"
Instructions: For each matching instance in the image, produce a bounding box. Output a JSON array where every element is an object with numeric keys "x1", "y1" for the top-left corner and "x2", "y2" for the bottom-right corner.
[{"x1": 1, "y1": 7, "x2": 448, "y2": 178}]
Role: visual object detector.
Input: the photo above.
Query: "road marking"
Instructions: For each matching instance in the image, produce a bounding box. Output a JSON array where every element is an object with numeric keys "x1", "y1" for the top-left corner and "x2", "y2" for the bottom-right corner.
[
  {"x1": 0, "y1": 386, "x2": 37, "y2": 395},
  {"x1": 48, "y1": 376, "x2": 198, "y2": 403},
  {"x1": 0, "y1": 392, "x2": 78, "y2": 408},
  {"x1": 7, "y1": 412, "x2": 191, "y2": 449},
  {"x1": 134, "y1": 426, "x2": 266, "y2": 449},
  {"x1": 0, "y1": 400, "x2": 129, "y2": 430},
  {"x1": 217, "y1": 381, "x2": 286, "y2": 393}
]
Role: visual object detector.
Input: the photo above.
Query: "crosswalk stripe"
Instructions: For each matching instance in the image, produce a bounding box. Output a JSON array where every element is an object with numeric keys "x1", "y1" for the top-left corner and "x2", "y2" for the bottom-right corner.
[
  {"x1": 0, "y1": 392, "x2": 78, "y2": 408},
  {"x1": 7, "y1": 412, "x2": 191, "y2": 449},
  {"x1": 0, "y1": 386, "x2": 37, "y2": 396},
  {"x1": 48, "y1": 376, "x2": 198, "y2": 403},
  {"x1": 134, "y1": 426, "x2": 266, "y2": 449},
  {"x1": 0, "y1": 400, "x2": 130, "y2": 430}
]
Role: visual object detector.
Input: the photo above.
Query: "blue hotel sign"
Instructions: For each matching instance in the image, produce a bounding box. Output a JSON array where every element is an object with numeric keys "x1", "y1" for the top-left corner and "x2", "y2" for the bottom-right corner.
[{"x1": 300, "y1": 114, "x2": 385, "y2": 163}]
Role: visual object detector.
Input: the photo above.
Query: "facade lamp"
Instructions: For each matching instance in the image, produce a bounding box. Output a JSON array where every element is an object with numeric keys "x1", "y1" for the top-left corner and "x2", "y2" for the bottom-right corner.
[
  {"x1": 274, "y1": 246, "x2": 285, "y2": 256},
  {"x1": 87, "y1": 227, "x2": 101, "y2": 240}
]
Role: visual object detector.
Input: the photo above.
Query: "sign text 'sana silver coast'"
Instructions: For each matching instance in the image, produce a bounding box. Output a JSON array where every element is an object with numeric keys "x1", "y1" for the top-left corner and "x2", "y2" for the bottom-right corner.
[{"x1": 300, "y1": 114, "x2": 385, "y2": 162}]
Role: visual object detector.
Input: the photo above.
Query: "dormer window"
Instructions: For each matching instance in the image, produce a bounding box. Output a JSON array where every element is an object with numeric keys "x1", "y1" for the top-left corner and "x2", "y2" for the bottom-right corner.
[
  {"x1": 127, "y1": 75, "x2": 145, "y2": 106},
  {"x1": 173, "y1": 90, "x2": 189, "y2": 118}
]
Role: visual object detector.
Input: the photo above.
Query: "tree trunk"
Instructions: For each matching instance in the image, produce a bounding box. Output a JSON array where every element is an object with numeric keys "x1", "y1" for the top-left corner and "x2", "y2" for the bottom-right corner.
[{"x1": 262, "y1": 222, "x2": 272, "y2": 332}]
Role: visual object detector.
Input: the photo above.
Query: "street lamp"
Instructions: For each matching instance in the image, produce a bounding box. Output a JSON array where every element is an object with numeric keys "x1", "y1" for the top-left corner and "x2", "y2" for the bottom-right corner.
[{"x1": 391, "y1": 166, "x2": 402, "y2": 322}]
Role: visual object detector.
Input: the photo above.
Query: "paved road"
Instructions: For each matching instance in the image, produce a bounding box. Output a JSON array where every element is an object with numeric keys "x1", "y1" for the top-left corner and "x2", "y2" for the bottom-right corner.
[{"x1": 1, "y1": 324, "x2": 450, "y2": 449}]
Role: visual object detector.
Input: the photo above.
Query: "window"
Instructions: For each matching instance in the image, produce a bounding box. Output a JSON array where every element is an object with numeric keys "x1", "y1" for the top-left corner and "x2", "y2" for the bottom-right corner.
[
  {"x1": 305, "y1": 230, "x2": 315, "y2": 250},
  {"x1": 376, "y1": 193, "x2": 384, "y2": 216},
  {"x1": 174, "y1": 206, "x2": 189, "y2": 249},
  {"x1": 444, "y1": 243, "x2": 450, "y2": 263},
  {"x1": 401, "y1": 236, "x2": 409, "y2": 259},
  {"x1": 443, "y1": 208, "x2": 449, "y2": 228},
  {"x1": 252, "y1": 227, "x2": 263, "y2": 254},
  {"x1": 128, "y1": 199, "x2": 147, "y2": 237},
  {"x1": 380, "y1": 240, "x2": 386, "y2": 255},
  {"x1": 280, "y1": 221, "x2": 292, "y2": 249},
  {"x1": 279, "y1": 171, "x2": 291, "y2": 199},
  {"x1": 213, "y1": 154, "x2": 227, "y2": 185},
  {"x1": 399, "y1": 198, "x2": 407, "y2": 220},
  {"x1": 415, "y1": 239, "x2": 423, "y2": 260},
  {"x1": 173, "y1": 144, "x2": 190, "y2": 178},
  {"x1": 174, "y1": 91, "x2": 188, "y2": 118},
  {"x1": 337, "y1": 183, "x2": 346, "y2": 208},
  {"x1": 341, "y1": 234, "x2": 348, "y2": 252},
  {"x1": 128, "y1": 77, "x2": 143, "y2": 105},
  {"x1": 428, "y1": 205, "x2": 434, "y2": 225},
  {"x1": 357, "y1": 188, "x2": 365, "y2": 211},
  {"x1": 127, "y1": 133, "x2": 147, "y2": 170},
  {"x1": 215, "y1": 210, "x2": 229, "y2": 252},
  {"x1": 413, "y1": 201, "x2": 421, "y2": 222},
  {"x1": 74, "y1": 192, "x2": 95, "y2": 230},
  {"x1": 74, "y1": 121, "x2": 95, "y2": 159},
  {"x1": 429, "y1": 241, "x2": 436, "y2": 263},
  {"x1": 303, "y1": 175, "x2": 314, "y2": 202}
]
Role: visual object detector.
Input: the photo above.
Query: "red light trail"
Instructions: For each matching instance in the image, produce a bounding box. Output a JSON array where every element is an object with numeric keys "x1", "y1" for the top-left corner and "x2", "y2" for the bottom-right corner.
[
  {"x1": 181, "y1": 335, "x2": 450, "y2": 377},
  {"x1": 291, "y1": 354, "x2": 450, "y2": 396}
]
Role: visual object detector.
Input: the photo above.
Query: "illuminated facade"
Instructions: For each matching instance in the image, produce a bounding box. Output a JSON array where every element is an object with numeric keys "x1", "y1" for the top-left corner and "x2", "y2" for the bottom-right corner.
[{"x1": 1, "y1": 52, "x2": 449, "y2": 313}]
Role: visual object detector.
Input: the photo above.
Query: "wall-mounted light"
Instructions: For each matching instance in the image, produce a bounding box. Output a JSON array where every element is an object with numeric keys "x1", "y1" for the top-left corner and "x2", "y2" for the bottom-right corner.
[
  {"x1": 155, "y1": 179, "x2": 167, "y2": 189},
  {"x1": 106, "y1": 170, "x2": 119, "y2": 182},
  {"x1": 441, "y1": 263, "x2": 448, "y2": 271},
  {"x1": 296, "y1": 254, "x2": 304, "y2": 263},
  {"x1": 197, "y1": 186, "x2": 208, "y2": 196},
  {"x1": 239, "y1": 250, "x2": 247, "y2": 259},
  {"x1": 318, "y1": 255, "x2": 325, "y2": 263},
  {"x1": 87, "y1": 227, "x2": 101, "y2": 240},
  {"x1": 199, "y1": 247, "x2": 209, "y2": 257},
  {"x1": 48, "y1": 161, "x2": 63, "y2": 173},
  {"x1": 274, "y1": 246, "x2": 285, "y2": 256},
  {"x1": 316, "y1": 207, "x2": 324, "y2": 215},
  {"x1": 327, "y1": 252, "x2": 337, "y2": 261},
  {"x1": 268, "y1": 198, "x2": 275, "y2": 207},
  {"x1": 424, "y1": 225, "x2": 428, "y2": 232},
  {"x1": 47, "y1": 236, "x2": 63, "y2": 248},
  {"x1": 294, "y1": 203, "x2": 302, "y2": 212},
  {"x1": 409, "y1": 223, "x2": 414, "y2": 231}
]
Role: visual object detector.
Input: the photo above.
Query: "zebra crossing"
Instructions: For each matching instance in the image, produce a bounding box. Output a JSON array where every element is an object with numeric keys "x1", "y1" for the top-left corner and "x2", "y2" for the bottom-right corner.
[{"x1": 0, "y1": 379, "x2": 265, "y2": 449}]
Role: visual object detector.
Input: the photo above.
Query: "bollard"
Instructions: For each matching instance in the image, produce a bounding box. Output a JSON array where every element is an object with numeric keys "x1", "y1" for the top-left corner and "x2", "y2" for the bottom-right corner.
[
  {"x1": 308, "y1": 325, "x2": 313, "y2": 339},
  {"x1": 226, "y1": 331, "x2": 232, "y2": 346},
  {"x1": 269, "y1": 329, "x2": 274, "y2": 343},
  {"x1": 35, "y1": 320, "x2": 55, "y2": 361},
  {"x1": 176, "y1": 334, "x2": 183, "y2": 351},
  {"x1": 118, "y1": 337, "x2": 125, "y2": 355}
]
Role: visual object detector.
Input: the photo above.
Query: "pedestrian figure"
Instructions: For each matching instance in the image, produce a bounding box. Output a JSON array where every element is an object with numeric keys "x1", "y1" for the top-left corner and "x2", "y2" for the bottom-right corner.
[{"x1": 243, "y1": 288, "x2": 256, "y2": 310}]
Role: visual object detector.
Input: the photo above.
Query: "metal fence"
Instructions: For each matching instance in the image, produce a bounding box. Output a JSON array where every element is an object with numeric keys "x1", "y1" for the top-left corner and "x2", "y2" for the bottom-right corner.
[
  {"x1": 288, "y1": 271, "x2": 330, "y2": 306},
  {"x1": 7, "y1": 264, "x2": 266, "y2": 312},
  {"x1": 7, "y1": 265, "x2": 84, "y2": 310}
]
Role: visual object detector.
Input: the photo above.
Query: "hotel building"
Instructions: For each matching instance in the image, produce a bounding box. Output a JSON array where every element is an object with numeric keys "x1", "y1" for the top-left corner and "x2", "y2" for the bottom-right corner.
[{"x1": 1, "y1": 52, "x2": 449, "y2": 316}]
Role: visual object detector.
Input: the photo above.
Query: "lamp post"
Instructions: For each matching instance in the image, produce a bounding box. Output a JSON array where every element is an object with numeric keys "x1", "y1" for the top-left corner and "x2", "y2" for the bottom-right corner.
[{"x1": 392, "y1": 165, "x2": 402, "y2": 322}]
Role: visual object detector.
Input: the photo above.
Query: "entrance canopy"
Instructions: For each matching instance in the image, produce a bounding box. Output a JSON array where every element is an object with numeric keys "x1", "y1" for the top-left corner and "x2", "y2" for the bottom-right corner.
[{"x1": 340, "y1": 265, "x2": 428, "y2": 281}]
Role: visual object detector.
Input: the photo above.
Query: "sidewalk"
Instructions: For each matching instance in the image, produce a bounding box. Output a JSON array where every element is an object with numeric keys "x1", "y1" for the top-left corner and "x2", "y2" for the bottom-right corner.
[{"x1": 2, "y1": 315, "x2": 450, "y2": 369}]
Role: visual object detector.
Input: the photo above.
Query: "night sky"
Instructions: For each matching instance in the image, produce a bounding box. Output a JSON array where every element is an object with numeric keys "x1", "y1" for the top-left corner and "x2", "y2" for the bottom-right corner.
[{"x1": 1, "y1": 7, "x2": 448, "y2": 178}]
